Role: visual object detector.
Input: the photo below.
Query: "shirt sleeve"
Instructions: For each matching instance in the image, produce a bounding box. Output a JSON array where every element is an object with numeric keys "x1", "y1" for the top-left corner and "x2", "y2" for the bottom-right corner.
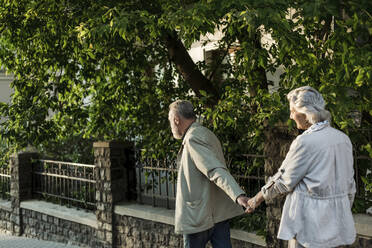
[
  {"x1": 261, "y1": 137, "x2": 312, "y2": 201},
  {"x1": 186, "y1": 135, "x2": 245, "y2": 202}
]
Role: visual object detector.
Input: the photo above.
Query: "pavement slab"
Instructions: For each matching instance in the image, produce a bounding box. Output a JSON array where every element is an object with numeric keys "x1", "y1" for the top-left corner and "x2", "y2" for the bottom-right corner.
[{"x1": 0, "y1": 232, "x2": 81, "y2": 248}]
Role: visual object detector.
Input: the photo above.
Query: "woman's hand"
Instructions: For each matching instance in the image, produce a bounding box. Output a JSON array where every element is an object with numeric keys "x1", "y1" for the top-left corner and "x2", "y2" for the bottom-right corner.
[
  {"x1": 246, "y1": 197, "x2": 257, "y2": 213},
  {"x1": 245, "y1": 191, "x2": 264, "y2": 213}
]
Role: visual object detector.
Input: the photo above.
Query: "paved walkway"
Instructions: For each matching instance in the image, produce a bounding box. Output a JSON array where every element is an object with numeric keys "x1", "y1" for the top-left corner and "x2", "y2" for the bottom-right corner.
[{"x1": 0, "y1": 232, "x2": 81, "y2": 248}]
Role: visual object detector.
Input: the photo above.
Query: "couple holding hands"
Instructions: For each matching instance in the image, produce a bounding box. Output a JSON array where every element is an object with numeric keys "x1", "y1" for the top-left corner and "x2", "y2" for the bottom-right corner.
[{"x1": 168, "y1": 86, "x2": 356, "y2": 248}]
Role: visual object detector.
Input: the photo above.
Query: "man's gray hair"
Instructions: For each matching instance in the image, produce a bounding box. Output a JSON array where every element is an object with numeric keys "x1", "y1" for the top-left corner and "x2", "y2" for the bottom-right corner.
[
  {"x1": 287, "y1": 86, "x2": 331, "y2": 124},
  {"x1": 169, "y1": 100, "x2": 196, "y2": 120}
]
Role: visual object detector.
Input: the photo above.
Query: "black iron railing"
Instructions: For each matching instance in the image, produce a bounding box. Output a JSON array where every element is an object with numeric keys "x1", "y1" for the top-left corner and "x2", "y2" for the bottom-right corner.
[
  {"x1": 349, "y1": 128, "x2": 372, "y2": 206},
  {"x1": 354, "y1": 152, "x2": 372, "y2": 205},
  {"x1": 136, "y1": 156, "x2": 178, "y2": 209},
  {"x1": 0, "y1": 166, "x2": 10, "y2": 200},
  {"x1": 32, "y1": 159, "x2": 96, "y2": 210},
  {"x1": 228, "y1": 154, "x2": 266, "y2": 195},
  {"x1": 136, "y1": 152, "x2": 265, "y2": 209}
]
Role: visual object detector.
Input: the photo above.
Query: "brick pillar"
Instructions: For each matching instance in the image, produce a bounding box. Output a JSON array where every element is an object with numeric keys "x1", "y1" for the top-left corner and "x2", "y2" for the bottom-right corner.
[
  {"x1": 93, "y1": 141, "x2": 136, "y2": 248},
  {"x1": 9, "y1": 152, "x2": 38, "y2": 236}
]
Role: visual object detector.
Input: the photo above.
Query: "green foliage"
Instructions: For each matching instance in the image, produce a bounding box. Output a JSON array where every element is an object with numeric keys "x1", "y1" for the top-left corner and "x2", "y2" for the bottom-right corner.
[
  {"x1": 0, "y1": 0, "x2": 371, "y2": 232},
  {"x1": 231, "y1": 208, "x2": 267, "y2": 237},
  {"x1": 0, "y1": 138, "x2": 11, "y2": 168},
  {"x1": 356, "y1": 142, "x2": 372, "y2": 212},
  {"x1": 37, "y1": 135, "x2": 95, "y2": 164},
  {"x1": 362, "y1": 176, "x2": 372, "y2": 193}
]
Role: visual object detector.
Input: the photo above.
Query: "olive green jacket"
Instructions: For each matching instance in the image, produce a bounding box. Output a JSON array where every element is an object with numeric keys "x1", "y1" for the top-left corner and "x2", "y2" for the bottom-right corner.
[{"x1": 174, "y1": 122, "x2": 245, "y2": 234}]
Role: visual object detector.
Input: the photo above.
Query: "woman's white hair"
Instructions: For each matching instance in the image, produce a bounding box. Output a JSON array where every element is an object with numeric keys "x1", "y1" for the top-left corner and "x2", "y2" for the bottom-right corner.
[{"x1": 287, "y1": 86, "x2": 331, "y2": 124}]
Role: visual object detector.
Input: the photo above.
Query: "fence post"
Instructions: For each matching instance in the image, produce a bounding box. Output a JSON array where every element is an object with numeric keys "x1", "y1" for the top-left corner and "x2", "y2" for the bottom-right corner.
[
  {"x1": 93, "y1": 141, "x2": 135, "y2": 248},
  {"x1": 9, "y1": 152, "x2": 38, "y2": 236}
]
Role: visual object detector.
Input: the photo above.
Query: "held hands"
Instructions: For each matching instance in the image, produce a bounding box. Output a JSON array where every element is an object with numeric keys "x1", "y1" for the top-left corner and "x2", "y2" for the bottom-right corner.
[
  {"x1": 245, "y1": 196, "x2": 258, "y2": 213},
  {"x1": 236, "y1": 195, "x2": 250, "y2": 209},
  {"x1": 237, "y1": 193, "x2": 263, "y2": 213},
  {"x1": 246, "y1": 192, "x2": 264, "y2": 213}
]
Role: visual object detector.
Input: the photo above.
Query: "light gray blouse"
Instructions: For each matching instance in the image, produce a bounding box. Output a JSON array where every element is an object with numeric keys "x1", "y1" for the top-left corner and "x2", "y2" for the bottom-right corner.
[{"x1": 262, "y1": 122, "x2": 356, "y2": 248}]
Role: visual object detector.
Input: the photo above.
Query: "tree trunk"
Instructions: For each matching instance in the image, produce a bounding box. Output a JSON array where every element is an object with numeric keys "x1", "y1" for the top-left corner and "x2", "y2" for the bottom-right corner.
[
  {"x1": 263, "y1": 126, "x2": 297, "y2": 248},
  {"x1": 164, "y1": 31, "x2": 220, "y2": 104}
]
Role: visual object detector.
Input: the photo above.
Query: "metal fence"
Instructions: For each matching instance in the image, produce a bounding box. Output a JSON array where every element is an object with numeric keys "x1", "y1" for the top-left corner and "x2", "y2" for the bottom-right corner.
[
  {"x1": 1, "y1": 127, "x2": 371, "y2": 213},
  {"x1": 350, "y1": 128, "x2": 372, "y2": 206},
  {"x1": 355, "y1": 154, "x2": 372, "y2": 204},
  {"x1": 135, "y1": 153, "x2": 265, "y2": 209},
  {"x1": 0, "y1": 166, "x2": 10, "y2": 200},
  {"x1": 227, "y1": 154, "x2": 266, "y2": 195},
  {"x1": 136, "y1": 155, "x2": 178, "y2": 209},
  {"x1": 32, "y1": 159, "x2": 96, "y2": 211},
  {"x1": 136, "y1": 143, "x2": 372, "y2": 211}
]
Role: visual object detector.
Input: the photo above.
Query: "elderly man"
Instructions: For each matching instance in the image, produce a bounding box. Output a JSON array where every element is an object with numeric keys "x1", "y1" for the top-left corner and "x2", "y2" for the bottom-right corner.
[{"x1": 168, "y1": 100, "x2": 249, "y2": 248}]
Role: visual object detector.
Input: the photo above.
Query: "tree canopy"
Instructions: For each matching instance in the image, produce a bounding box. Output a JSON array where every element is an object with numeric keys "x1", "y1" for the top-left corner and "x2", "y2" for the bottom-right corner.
[
  {"x1": 0, "y1": 0, "x2": 371, "y2": 241},
  {"x1": 0, "y1": 0, "x2": 371, "y2": 160}
]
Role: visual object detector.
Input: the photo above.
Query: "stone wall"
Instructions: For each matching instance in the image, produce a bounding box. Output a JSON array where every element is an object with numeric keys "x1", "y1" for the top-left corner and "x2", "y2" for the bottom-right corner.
[
  {"x1": 114, "y1": 214, "x2": 265, "y2": 248},
  {"x1": 21, "y1": 208, "x2": 96, "y2": 247},
  {"x1": 0, "y1": 206, "x2": 12, "y2": 233},
  {"x1": 346, "y1": 235, "x2": 372, "y2": 248},
  {"x1": 2, "y1": 201, "x2": 371, "y2": 248},
  {"x1": 114, "y1": 214, "x2": 183, "y2": 248},
  {"x1": 230, "y1": 239, "x2": 265, "y2": 248}
]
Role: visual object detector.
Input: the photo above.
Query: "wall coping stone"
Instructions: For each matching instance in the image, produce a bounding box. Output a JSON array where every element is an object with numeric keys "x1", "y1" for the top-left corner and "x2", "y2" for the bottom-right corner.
[
  {"x1": 20, "y1": 200, "x2": 97, "y2": 228},
  {"x1": 114, "y1": 202, "x2": 266, "y2": 247},
  {"x1": 354, "y1": 213, "x2": 372, "y2": 237},
  {"x1": 0, "y1": 199, "x2": 11, "y2": 212},
  {"x1": 115, "y1": 202, "x2": 175, "y2": 226}
]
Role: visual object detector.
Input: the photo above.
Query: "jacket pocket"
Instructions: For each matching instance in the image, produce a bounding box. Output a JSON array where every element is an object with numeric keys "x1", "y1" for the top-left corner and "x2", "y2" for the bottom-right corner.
[{"x1": 184, "y1": 199, "x2": 210, "y2": 228}]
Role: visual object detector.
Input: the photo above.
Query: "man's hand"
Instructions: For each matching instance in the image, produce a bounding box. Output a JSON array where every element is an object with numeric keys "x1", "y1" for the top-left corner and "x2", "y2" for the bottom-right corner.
[{"x1": 236, "y1": 195, "x2": 250, "y2": 209}]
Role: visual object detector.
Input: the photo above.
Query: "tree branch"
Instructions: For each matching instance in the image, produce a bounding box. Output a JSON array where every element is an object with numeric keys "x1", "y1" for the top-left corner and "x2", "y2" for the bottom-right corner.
[{"x1": 163, "y1": 30, "x2": 219, "y2": 104}]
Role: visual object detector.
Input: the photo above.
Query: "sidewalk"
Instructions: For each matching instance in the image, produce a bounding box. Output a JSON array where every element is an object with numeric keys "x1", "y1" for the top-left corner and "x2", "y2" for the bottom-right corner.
[{"x1": 0, "y1": 232, "x2": 81, "y2": 248}]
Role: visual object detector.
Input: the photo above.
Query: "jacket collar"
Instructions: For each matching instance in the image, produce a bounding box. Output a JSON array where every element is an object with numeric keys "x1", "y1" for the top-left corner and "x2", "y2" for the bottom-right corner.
[
  {"x1": 181, "y1": 122, "x2": 199, "y2": 145},
  {"x1": 303, "y1": 120, "x2": 330, "y2": 135},
  {"x1": 176, "y1": 122, "x2": 199, "y2": 169}
]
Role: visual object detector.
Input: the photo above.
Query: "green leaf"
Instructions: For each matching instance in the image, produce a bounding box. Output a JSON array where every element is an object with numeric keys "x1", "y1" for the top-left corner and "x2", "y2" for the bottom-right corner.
[{"x1": 355, "y1": 69, "x2": 364, "y2": 87}]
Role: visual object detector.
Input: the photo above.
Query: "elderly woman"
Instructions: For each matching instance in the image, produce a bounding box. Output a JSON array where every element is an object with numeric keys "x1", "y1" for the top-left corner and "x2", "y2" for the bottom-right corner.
[{"x1": 246, "y1": 86, "x2": 356, "y2": 248}]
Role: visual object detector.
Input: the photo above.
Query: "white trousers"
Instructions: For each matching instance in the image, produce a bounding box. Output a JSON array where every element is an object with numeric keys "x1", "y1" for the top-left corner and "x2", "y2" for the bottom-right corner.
[{"x1": 288, "y1": 239, "x2": 305, "y2": 248}]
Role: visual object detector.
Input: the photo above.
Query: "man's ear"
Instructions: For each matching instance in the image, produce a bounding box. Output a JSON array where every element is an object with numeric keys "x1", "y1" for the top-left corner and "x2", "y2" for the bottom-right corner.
[{"x1": 174, "y1": 115, "x2": 180, "y2": 126}]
